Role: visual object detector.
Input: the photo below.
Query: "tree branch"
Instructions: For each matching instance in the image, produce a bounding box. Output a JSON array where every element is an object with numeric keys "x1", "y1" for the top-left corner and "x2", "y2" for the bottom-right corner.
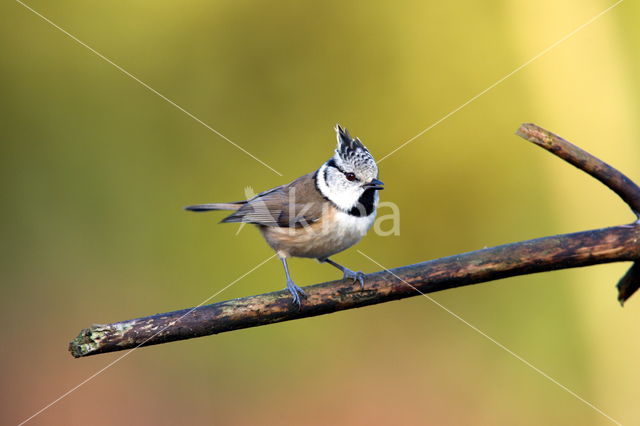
[
  {"x1": 69, "y1": 124, "x2": 640, "y2": 358},
  {"x1": 516, "y1": 123, "x2": 640, "y2": 219}
]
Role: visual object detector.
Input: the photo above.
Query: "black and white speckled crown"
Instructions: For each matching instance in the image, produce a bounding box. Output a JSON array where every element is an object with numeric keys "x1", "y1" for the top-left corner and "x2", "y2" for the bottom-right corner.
[{"x1": 335, "y1": 125, "x2": 374, "y2": 165}]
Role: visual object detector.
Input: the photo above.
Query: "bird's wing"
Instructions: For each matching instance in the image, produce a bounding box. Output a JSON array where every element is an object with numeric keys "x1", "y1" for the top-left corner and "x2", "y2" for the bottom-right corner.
[{"x1": 221, "y1": 173, "x2": 326, "y2": 227}]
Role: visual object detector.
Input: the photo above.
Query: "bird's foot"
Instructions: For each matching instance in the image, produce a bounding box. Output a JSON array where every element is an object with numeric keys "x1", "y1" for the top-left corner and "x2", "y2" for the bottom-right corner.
[
  {"x1": 286, "y1": 279, "x2": 307, "y2": 307},
  {"x1": 343, "y1": 268, "x2": 366, "y2": 290}
]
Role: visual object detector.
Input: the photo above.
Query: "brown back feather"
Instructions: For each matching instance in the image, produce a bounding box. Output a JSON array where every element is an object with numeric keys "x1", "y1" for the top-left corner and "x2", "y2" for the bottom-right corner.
[{"x1": 221, "y1": 173, "x2": 327, "y2": 227}]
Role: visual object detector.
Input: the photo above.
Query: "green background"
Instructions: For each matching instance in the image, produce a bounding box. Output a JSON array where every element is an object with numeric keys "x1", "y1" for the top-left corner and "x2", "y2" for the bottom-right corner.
[{"x1": 2, "y1": 1, "x2": 639, "y2": 425}]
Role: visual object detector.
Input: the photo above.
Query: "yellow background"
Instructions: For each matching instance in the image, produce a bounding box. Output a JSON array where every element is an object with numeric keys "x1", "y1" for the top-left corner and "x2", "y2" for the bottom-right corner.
[{"x1": 2, "y1": 1, "x2": 639, "y2": 425}]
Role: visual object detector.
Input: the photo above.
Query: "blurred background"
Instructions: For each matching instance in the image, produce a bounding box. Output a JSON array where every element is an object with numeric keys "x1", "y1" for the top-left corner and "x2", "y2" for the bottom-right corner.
[{"x1": 2, "y1": 0, "x2": 639, "y2": 425}]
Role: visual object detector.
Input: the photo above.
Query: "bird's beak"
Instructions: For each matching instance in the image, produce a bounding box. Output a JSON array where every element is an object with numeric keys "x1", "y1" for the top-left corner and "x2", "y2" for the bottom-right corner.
[{"x1": 363, "y1": 178, "x2": 384, "y2": 190}]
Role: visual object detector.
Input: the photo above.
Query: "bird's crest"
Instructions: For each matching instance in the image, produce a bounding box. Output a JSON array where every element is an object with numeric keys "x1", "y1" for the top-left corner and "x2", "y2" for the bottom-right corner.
[{"x1": 335, "y1": 124, "x2": 373, "y2": 168}]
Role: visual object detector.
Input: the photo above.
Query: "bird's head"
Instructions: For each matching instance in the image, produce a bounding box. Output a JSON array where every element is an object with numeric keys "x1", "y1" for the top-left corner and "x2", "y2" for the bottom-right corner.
[{"x1": 316, "y1": 125, "x2": 383, "y2": 212}]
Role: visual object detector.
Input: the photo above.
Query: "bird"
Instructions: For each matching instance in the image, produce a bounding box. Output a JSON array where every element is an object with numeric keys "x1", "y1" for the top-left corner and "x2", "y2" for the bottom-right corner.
[{"x1": 185, "y1": 125, "x2": 384, "y2": 306}]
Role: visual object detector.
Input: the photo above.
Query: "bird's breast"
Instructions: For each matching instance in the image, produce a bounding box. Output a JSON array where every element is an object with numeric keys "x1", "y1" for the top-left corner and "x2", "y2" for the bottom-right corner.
[{"x1": 260, "y1": 206, "x2": 376, "y2": 259}]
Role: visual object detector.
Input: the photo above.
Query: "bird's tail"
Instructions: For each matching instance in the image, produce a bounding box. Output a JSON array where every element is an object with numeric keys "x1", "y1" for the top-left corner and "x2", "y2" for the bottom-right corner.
[{"x1": 184, "y1": 202, "x2": 244, "y2": 212}]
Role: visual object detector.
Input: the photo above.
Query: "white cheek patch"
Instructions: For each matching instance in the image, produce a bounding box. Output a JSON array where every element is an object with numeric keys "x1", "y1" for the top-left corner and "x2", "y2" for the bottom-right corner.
[
  {"x1": 327, "y1": 186, "x2": 363, "y2": 211},
  {"x1": 316, "y1": 164, "x2": 363, "y2": 211}
]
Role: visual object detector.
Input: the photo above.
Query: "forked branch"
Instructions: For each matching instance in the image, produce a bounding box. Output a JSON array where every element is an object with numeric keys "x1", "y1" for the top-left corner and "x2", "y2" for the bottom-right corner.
[
  {"x1": 69, "y1": 123, "x2": 640, "y2": 358},
  {"x1": 515, "y1": 123, "x2": 640, "y2": 218}
]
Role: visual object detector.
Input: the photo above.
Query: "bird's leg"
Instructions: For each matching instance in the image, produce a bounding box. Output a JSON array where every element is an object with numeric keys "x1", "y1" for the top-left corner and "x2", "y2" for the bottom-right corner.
[
  {"x1": 320, "y1": 258, "x2": 366, "y2": 289},
  {"x1": 280, "y1": 257, "x2": 306, "y2": 306}
]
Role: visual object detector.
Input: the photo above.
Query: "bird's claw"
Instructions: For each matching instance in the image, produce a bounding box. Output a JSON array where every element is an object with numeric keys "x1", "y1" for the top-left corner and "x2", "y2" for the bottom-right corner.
[
  {"x1": 343, "y1": 269, "x2": 366, "y2": 290},
  {"x1": 286, "y1": 279, "x2": 307, "y2": 307}
]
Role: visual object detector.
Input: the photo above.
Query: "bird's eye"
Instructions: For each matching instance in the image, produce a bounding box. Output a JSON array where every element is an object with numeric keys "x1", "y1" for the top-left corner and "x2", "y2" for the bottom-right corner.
[{"x1": 344, "y1": 172, "x2": 356, "y2": 181}]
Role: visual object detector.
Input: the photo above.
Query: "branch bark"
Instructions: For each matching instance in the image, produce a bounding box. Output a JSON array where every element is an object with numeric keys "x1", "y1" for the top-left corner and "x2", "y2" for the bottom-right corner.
[
  {"x1": 516, "y1": 123, "x2": 640, "y2": 218},
  {"x1": 69, "y1": 123, "x2": 640, "y2": 358}
]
